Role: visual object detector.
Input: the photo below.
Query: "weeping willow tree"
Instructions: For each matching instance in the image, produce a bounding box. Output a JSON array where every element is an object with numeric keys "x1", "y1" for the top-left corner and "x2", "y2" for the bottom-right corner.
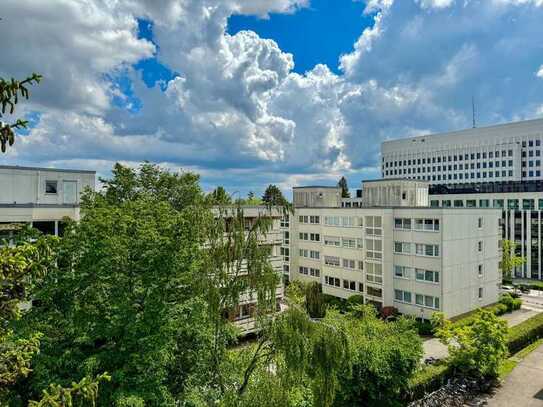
[{"x1": 0, "y1": 73, "x2": 42, "y2": 153}]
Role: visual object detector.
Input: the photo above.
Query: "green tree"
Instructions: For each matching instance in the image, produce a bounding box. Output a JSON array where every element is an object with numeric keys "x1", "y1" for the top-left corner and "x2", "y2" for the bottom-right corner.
[
  {"x1": 17, "y1": 165, "x2": 213, "y2": 405},
  {"x1": 334, "y1": 306, "x2": 422, "y2": 406},
  {"x1": 0, "y1": 73, "x2": 42, "y2": 152},
  {"x1": 338, "y1": 176, "x2": 350, "y2": 198},
  {"x1": 501, "y1": 239, "x2": 525, "y2": 281},
  {"x1": 207, "y1": 186, "x2": 232, "y2": 205},
  {"x1": 262, "y1": 184, "x2": 288, "y2": 206},
  {"x1": 434, "y1": 309, "x2": 508, "y2": 378}
]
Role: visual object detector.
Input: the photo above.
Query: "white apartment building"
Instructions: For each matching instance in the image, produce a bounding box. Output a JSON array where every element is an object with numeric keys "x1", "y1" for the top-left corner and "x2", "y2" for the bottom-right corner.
[
  {"x1": 290, "y1": 180, "x2": 501, "y2": 319},
  {"x1": 0, "y1": 165, "x2": 95, "y2": 237},
  {"x1": 380, "y1": 118, "x2": 543, "y2": 280},
  {"x1": 381, "y1": 118, "x2": 543, "y2": 185}
]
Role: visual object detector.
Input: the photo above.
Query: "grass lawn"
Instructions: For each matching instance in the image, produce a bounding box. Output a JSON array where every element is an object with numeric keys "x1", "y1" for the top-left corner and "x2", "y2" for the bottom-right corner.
[{"x1": 498, "y1": 338, "x2": 543, "y2": 379}]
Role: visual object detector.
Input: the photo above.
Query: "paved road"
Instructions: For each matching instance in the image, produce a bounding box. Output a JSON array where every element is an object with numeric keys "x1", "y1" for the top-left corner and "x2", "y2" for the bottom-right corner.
[
  {"x1": 422, "y1": 307, "x2": 540, "y2": 361},
  {"x1": 487, "y1": 343, "x2": 543, "y2": 406}
]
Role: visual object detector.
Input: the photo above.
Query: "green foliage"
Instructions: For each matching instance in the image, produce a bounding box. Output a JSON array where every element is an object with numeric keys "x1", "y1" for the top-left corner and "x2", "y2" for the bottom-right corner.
[
  {"x1": 28, "y1": 373, "x2": 111, "y2": 407},
  {"x1": 435, "y1": 309, "x2": 508, "y2": 378},
  {"x1": 0, "y1": 73, "x2": 42, "y2": 152},
  {"x1": 335, "y1": 308, "x2": 423, "y2": 406},
  {"x1": 414, "y1": 318, "x2": 434, "y2": 336},
  {"x1": 261, "y1": 184, "x2": 288, "y2": 207},
  {"x1": 207, "y1": 186, "x2": 232, "y2": 205},
  {"x1": 499, "y1": 293, "x2": 522, "y2": 313},
  {"x1": 337, "y1": 176, "x2": 350, "y2": 198},
  {"x1": 506, "y1": 312, "x2": 543, "y2": 353},
  {"x1": 501, "y1": 240, "x2": 525, "y2": 280},
  {"x1": 407, "y1": 362, "x2": 451, "y2": 402}
]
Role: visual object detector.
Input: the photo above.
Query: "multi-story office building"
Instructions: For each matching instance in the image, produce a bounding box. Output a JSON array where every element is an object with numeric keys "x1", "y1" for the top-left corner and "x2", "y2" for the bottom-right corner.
[
  {"x1": 291, "y1": 180, "x2": 501, "y2": 319},
  {"x1": 381, "y1": 118, "x2": 543, "y2": 280},
  {"x1": 381, "y1": 118, "x2": 543, "y2": 185},
  {"x1": 0, "y1": 165, "x2": 95, "y2": 238}
]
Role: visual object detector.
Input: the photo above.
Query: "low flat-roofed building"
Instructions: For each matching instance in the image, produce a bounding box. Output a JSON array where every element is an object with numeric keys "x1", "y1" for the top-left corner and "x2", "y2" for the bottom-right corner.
[{"x1": 0, "y1": 165, "x2": 95, "y2": 236}]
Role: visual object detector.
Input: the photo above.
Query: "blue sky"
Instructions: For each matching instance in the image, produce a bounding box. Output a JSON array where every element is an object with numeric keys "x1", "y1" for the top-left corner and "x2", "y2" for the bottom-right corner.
[
  {"x1": 228, "y1": 0, "x2": 373, "y2": 74},
  {"x1": 1, "y1": 0, "x2": 543, "y2": 199}
]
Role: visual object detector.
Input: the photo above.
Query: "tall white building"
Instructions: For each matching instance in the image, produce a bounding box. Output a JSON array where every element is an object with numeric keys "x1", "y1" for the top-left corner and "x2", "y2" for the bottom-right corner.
[
  {"x1": 0, "y1": 165, "x2": 95, "y2": 237},
  {"x1": 381, "y1": 118, "x2": 543, "y2": 185},
  {"x1": 381, "y1": 118, "x2": 543, "y2": 280},
  {"x1": 291, "y1": 180, "x2": 501, "y2": 319}
]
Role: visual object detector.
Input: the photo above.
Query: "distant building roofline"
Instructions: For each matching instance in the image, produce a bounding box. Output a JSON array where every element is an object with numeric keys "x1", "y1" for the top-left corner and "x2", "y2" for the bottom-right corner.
[
  {"x1": 382, "y1": 117, "x2": 543, "y2": 145},
  {"x1": 0, "y1": 165, "x2": 96, "y2": 175},
  {"x1": 361, "y1": 178, "x2": 429, "y2": 184},
  {"x1": 292, "y1": 185, "x2": 340, "y2": 189}
]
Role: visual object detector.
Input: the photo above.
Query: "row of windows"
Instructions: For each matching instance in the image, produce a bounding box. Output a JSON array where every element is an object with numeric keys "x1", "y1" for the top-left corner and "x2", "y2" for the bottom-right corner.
[
  {"x1": 299, "y1": 266, "x2": 320, "y2": 277},
  {"x1": 389, "y1": 160, "x2": 516, "y2": 172},
  {"x1": 394, "y1": 218, "x2": 440, "y2": 231},
  {"x1": 299, "y1": 249, "x2": 320, "y2": 259},
  {"x1": 299, "y1": 232, "x2": 320, "y2": 242},
  {"x1": 298, "y1": 215, "x2": 320, "y2": 224},
  {"x1": 394, "y1": 266, "x2": 440, "y2": 283},
  {"x1": 384, "y1": 149, "x2": 516, "y2": 167},
  {"x1": 394, "y1": 242, "x2": 440, "y2": 257},
  {"x1": 366, "y1": 262, "x2": 383, "y2": 284},
  {"x1": 323, "y1": 255, "x2": 364, "y2": 270},
  {"x1": 323, "y1": 276, "x2": 365, "y2": 293},
  {"x1": 323, "y1": 236, "x2": 364, "y2": 249},
  {"x1": 431, "y1": 198, "x2": 543, "y2": 210},
  {"x1": 324, "y1": 216, "x2": 363, "y2": 227},
  {"x1": 394, "y1": 290, "x2": 440, "y2": 310},
  {"x1": 385, "y1": 169, "x2": 517, "y2": 180}
]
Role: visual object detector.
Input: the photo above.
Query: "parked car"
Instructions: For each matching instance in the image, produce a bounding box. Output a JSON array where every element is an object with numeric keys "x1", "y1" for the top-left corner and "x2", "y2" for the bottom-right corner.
[{"x1": 501, "y1": 285, "x2": 515, "y2": 293}]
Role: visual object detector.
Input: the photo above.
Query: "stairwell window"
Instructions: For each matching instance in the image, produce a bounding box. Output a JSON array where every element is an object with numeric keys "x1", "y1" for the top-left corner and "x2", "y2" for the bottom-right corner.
[{"x1": 45, "y1": 180, "x2": 58, "y2": 194}]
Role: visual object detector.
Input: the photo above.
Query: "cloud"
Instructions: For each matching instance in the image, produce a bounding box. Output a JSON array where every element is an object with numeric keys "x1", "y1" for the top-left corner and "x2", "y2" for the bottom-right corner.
[{"x1": 2, "y1": 0, "x2": 543, "y2": 197}]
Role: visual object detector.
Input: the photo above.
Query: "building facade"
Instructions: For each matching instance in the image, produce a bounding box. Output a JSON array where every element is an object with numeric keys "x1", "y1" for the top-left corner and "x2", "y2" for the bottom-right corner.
[
  {"x1": 290, "y1": 181, "x2": 501, "y2": 319},
  {"x1": 381, "y1": 119, "x2": 543, "y2": 280},
  {"x1": 0, "y1": 165, "x2": 95, "y2": 237},
  {"x1": 381, "y1": 118, "x2": 543, "y2": 185}
]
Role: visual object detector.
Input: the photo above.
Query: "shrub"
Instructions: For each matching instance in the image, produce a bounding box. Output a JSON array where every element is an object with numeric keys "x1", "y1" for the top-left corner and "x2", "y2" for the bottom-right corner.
[
  {"x1": 406, "y1": 363, "x2": 451, "y2": 402},
  {"x1": 512, "y1": 298, "x2": 522, "y2": 311},
  {"x1": 415, "y1": 318, "x2": 434, "y2": 336},
  {"x1": 500, "y1": 293, "x2": 515, "y2": 312},
  {"x1": 507, "y1": 312, "x2": 543, "y2": 353},
  {"x1": 494, "y1": 303, "x2": 508, "y2": 316}
]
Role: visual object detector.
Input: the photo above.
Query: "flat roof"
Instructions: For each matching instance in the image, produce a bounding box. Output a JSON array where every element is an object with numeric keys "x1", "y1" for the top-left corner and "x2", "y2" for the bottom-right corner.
[
  {"x1": 0, "y1": 165, "x2": 96, "y2": 175},
  {"x1": 382, "y1": 117, "x2": 543, "y2": 147},
  {"x1": 361, "y1": 178, "x2": 429, "y2": 183},
  {"x1": 293, "y1": 186, "x2": 340, "y2": 189},
  {"x1": 295, "y1": 205, "x2": 500, "y2": 210}
]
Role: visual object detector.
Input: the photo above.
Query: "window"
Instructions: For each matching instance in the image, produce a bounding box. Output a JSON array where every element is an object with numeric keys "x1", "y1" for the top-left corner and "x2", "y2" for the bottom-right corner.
[
  {"x1": 478, "y1": 241, "x2": 483, "y2": 253},
  {"x1": 523, "y1": 199, "x2": 535, "y2": 210},
  {"x1": 310, "y1": 268, "x2": 320, "y2": 277},
  {"x1": 343, "y1": 279, "x2": 357, "y2": 291},
  {"x1": 394, "y1": 289, "x2": 412, "y2": 303},
  {"x1": 298, "y1": 215, "x2": 309, "y2": 224},
  {"x1": 478, "y1": 287, "x2": 483, "y2": 299},
  {"x1": 413, "y1": 218, "x2": 440, "y2": 231},
  {"x1": 394, "y1": 241, "x2": 411, "y2": 254},
  {"x1": 366, "y1": 239, "x2": 382, "y2": 259},
  {"x1": 45, "y1": 180, "x2": 58, "y2": 194},
  {"x1": 324, "y1": 236, "x2": 341, "y2": 247},
  {"x1": 342, "y1": 258, "x2": 356, "y2": 269},
  {"x1": 365, "y1": 262, "x2": 383, "y2": 284},
  {"x1": 358, "y1": 261, "x2": 364, "y2": 270},
  {"x1": 467, "y1": 200, "x2": 476, "y2": 208},
  {"x1": 507, "y1": 199, "x2": 519, "y2": 210},
  {"x1": 299, "y1": 266, "x2": 309, "y2": 275},
  {"x1": 454, "y1": 200, "x2": 464, "y2": 207},
  {"x1": 310, "y1": 233, "x2": 320, "y2": 242},
  {"x1": 415, "y1": 244, "x2": 439, "y2": 257},
  {"x1": 299, "y1": 232, "x2": 308, "y2": 240},
  {"x1": 415, "y1": 294, "x2": 440, "y2": 309},
  {"x1": 478, "y1": 264, "x2": 483, "y2": 277},
  {"x1": 324, "y1": 256, "x2": 340, "y2": 267},
  {"x1": 367, "y1": 286, "x2": 382, "y2": 298},
  {"x1": 342, "y1": 238, "x2": 356, "y2": 249},
  {"x1": 394, "y1": 218, "x2": 412, "y2": 230},
  {"x1": 310, "y1": 250, "x2": 320, "y2": 260},
  {"x1": 358, "y1": 283, "x2": 364, "y2": 292},
  {"x1": 324, "y1": 276, "x2": 341, "y2": 287},
  {"x1": 415, "y1": 268, "x2": 439, "y2": 283},
  {"x1": 394, "y1": 265, "x2": 410, "y2": 279},
  {"x1": 309, "y1": 215, "x2": 320, "y2": 224},
  {"x1": 299, "y1": 248, "x2": 308, "y2": 257},
  {"x1": 478, "y1": 217, "x2": 483, "y2": 228},
  {"x1": 479, "y1": 200, "x2": 490, "y2": 208}
]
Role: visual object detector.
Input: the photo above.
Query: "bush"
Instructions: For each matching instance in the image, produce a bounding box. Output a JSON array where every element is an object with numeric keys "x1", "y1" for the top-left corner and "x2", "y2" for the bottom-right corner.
[
  {"x1": 512, "y1": 298, "x2": 522, "y2": 311},
  {"x1": 415, "y1": 318, "x2": 434, "y2": 336},
  {"x1": 494, "y1": 303, "x2": 508, "y2": 316},
  {"x1": 406, "y1": 363, "x2": 451, "y2": 402},
  {"x1": 507, "y1": 312, "x2": 543, "y2": 353},
  {"x1": 500, "y1": 293, "x2": 515, "y2": 312}
]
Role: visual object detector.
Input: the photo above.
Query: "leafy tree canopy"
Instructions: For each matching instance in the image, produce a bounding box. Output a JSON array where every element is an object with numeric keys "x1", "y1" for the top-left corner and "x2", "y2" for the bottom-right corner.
[
  {"x1": 262, "y1": 184, "x2": 288, "y2": 207},
  {"x1": 338, "y1": 176, "x2": 350, "y2": 198}
]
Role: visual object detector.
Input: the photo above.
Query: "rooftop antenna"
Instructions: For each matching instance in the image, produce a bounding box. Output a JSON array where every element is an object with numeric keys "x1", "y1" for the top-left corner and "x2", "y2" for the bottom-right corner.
[{"x1": 472, "y1": 96, "x2": 476, "y2": 128}]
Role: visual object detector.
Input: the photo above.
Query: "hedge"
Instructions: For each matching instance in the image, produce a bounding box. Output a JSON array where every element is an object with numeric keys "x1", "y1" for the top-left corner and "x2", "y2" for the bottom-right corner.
[
  {"x1": 406, "y1": 363, "x2": 451, "y2": 402},
  {"x1": 507, "y1": 312, "x2": 543, "y2": 353}
]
